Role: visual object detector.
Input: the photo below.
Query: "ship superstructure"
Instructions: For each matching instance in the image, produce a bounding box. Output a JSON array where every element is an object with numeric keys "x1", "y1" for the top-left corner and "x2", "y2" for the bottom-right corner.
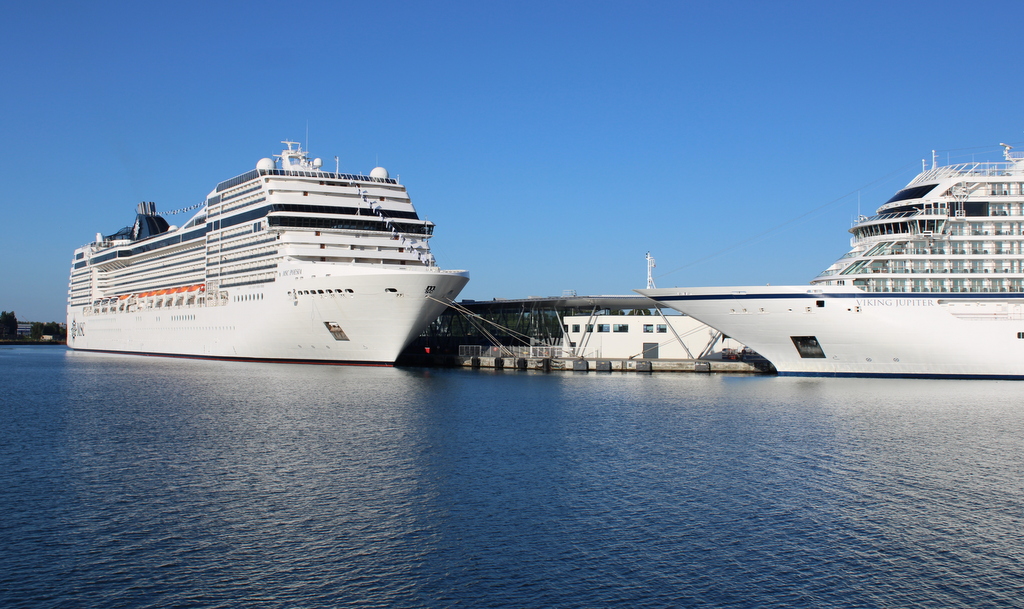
[
  {"x1": 813, "y1": 143, "x2": 1024, "y2": 293},
  {"x1": 67, "y1": 141, "x2": 469, "y2": 364},
  {"x1": 640, "y1": 143, "x2": 1024, "y2": 378}
]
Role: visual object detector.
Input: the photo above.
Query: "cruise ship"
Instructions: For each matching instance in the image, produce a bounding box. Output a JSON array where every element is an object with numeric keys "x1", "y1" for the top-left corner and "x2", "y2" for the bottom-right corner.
[
  {"x1": 67, "y1": 141, "x2": 469, "y2": 365},
  {"x1": 640, "y1": 143, "x2": 1024, "y2": 379}
]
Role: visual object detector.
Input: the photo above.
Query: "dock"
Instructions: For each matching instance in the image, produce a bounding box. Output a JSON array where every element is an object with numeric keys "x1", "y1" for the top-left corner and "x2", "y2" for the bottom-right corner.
[{"x1": 398, "y1": 354, "x2": 773, "y2": 374}]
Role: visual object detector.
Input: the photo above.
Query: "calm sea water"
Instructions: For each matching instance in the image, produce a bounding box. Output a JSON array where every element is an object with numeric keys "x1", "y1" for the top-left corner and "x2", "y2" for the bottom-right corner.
[{"x1": 2, "y1": 346, "x2": 1023, "y2": 608}]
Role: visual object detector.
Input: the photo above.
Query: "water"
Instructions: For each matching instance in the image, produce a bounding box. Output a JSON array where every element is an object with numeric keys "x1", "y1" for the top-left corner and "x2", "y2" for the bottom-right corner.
[{"x1": 2, "y1": 346, "x2": 1023, "y2": 608}]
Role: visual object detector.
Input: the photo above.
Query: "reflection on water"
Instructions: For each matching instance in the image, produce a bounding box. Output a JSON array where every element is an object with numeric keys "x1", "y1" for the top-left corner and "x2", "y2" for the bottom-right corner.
[{"x1": 2, "y1": 347, "x2": 1023, "y2": 607}]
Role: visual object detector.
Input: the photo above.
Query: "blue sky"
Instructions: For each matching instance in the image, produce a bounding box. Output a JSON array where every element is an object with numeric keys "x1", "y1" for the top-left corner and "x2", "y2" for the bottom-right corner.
[{"x1": 3, "y1": 0, "x2": 1023, "y2": 322}]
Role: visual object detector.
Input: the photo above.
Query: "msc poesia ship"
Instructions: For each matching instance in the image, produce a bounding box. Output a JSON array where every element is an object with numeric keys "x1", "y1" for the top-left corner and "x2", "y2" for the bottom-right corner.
[
  {"x1": 640, "y1": 143, "x2": 1024, "y2": 379},
  {"x1": 67, "y1": 141, "x2": 469, "y2": 365}
]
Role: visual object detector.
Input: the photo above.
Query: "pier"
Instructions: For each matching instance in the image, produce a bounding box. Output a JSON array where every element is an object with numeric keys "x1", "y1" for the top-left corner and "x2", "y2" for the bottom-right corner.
[{"x1": 398, "y1": 353, "x2": 773, "y2": 374}]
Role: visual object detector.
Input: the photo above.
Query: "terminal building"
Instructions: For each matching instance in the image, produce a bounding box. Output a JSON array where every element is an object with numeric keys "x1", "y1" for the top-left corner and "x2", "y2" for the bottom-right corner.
[{"x1": 402, "y1": 293, "x2": 745, "y2": 361}]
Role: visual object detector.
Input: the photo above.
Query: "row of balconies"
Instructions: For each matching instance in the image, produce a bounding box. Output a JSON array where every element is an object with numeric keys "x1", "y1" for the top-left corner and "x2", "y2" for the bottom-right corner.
[{"x1": 867, "y1": 268, "x2": 1023, "y2": 274}]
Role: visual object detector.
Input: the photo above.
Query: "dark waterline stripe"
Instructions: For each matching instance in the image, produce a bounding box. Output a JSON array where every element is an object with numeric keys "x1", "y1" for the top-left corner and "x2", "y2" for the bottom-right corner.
[{"x1": 69, "y1": 347, "x2": 393, "y2": 367}]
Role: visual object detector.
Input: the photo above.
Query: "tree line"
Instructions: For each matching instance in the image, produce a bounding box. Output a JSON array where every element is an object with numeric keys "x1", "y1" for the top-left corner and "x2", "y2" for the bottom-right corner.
[{"x1": 0, "y1": 311, "x2": 67, "y2": 341}]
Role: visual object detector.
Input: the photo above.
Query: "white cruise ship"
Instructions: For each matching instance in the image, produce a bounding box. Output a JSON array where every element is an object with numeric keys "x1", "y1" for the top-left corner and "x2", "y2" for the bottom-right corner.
[
  {"x1": 639, "y1": 143, "x2": 1024, "y2": 379},
  {"x1": 67, "y1": 141, "x2": 469, "y2": 365}
]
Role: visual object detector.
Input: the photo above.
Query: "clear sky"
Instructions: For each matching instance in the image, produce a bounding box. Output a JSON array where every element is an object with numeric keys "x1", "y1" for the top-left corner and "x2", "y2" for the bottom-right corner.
[{"x1": 3, "y1": 0, "x2": 1023, "y2": 323}]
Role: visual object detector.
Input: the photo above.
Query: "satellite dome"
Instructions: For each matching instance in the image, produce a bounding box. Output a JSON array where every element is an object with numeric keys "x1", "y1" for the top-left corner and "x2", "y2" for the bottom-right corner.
[
  {"x1": 312, "y1": 157, "x2": 323, "y2": 169},
  {"x1": 256, "y1": 157, "x2": 276, "y2": 171},
  {"x1": 370, "y1": 166, "x2": 389, "y2": 179}
]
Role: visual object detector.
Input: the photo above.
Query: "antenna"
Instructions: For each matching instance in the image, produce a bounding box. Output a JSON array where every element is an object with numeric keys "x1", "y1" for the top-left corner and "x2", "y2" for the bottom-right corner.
[
  {"x1": 335, "y1": 156, "x2": 339, "y2": 173},
  {"x1": 646, "y1": 252, "x2": 657, "y2": 289}
]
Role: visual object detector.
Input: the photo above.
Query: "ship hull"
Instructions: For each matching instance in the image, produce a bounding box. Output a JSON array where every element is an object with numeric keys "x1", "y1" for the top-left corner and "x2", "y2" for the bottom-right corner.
[
  {"x1": 639, "y1": 286, "x2": 1024, "y2": 379},
  {"x1": 68, "y1": 265, "x2": 468, "y2": 365}
]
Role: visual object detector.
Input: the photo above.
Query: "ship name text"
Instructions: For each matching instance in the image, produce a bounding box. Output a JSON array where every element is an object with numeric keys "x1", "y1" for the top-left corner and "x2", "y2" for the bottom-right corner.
[{"x1": 854, "y1": 298, "x2": 935, "y2": 307}]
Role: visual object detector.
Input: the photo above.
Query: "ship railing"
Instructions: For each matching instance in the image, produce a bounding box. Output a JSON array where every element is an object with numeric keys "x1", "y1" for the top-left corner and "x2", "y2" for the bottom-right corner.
[
  {"x1": 855, "y1": 210, "x2": 921, "y2": 224},
  {"x1": 909, "y1": 161, "x2": 1024, "y2": 185},
  {"x1": 216, "y1": 169, "x2": 398, "y2": 192},
  {"x1": 459, "y1": 345, "x2": 570, "y2": 359}
]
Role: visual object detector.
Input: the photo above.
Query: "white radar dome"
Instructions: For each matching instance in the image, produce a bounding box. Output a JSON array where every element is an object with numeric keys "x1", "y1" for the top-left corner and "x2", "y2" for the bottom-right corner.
[
  {"x1": 256, "y1": 157, "x2": 276, "y2": 171},
  {"x1": 312, "y1": 158, "x2": 323, "y2": 169},
  {"x1": 370, "y1": 166, "x2": 389, "y2": 179}
]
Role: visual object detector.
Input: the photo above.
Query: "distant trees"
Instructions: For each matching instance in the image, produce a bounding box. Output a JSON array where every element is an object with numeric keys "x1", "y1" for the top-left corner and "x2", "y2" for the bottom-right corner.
[
  {"x1": 31, "y1": 322, "x2": 66, "y2": 341},
  {"x1": 0, "y1": 311, "x2": 16, "y2": 338},
  {"x1": 0, "y1": 312, "x2": 66, "y2": 341}
]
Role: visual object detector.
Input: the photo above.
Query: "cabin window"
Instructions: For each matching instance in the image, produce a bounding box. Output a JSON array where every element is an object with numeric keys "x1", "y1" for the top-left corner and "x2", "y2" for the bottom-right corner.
[
  {"x1": 613, "y1": 324, "x2": 629, "y2": 333},
  {"x1": 597, "y1": 324, "x2": 610, "y2": 333},
  {"x1": 643, "y1": 324, "x2": 654, "y2": 333},
  {"x1": 572, "y1": 324, "x2": 580, "y2": 333},
  {"x1": 657, "y1": 324, "x2": 667, "y2": 333}
]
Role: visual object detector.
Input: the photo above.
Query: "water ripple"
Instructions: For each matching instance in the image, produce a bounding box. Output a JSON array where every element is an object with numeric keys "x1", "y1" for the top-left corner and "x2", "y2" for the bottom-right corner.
[{"x1": 1, "y1": 349, "x2": 1023, "y2": 607}]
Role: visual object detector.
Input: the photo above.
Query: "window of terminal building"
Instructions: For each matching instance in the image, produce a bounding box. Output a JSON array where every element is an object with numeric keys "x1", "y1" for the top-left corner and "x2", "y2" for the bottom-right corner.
[
  {"x1": 643, "y1": 324, "x2": 654, "y2": 333},
  {"x1": 657, "y1": 324, "x2": 667, "y2": 333},
  {"x1": 572, "y1": 324, "x2": 580, "y2": 333},
  {"x1": 597, "y1": 324, "x2": 610, "y2": 333},
  {"x1": 613, "y1": 324, "x2": 629, "y2": 332}
]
